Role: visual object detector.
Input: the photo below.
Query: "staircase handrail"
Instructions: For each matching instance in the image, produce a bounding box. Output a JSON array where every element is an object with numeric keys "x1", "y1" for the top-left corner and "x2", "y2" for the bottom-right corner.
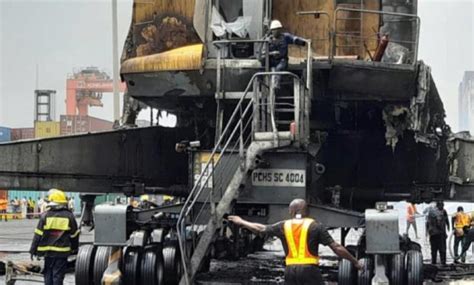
[{"x1": 176, "y1": 70, "x2": 307, "y2": 284}]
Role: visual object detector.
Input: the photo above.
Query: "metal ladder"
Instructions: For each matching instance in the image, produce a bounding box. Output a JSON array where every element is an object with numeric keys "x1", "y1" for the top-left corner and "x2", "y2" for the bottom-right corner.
[
  {"x1": 177, "y1": 41, "x2": 313, "y2": 285},
  {"x1": 176, "y1": 74, "x2": 310, "y2": 284}
]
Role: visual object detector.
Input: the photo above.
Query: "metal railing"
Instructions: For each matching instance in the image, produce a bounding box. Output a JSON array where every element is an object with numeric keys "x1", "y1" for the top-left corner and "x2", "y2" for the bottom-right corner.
[
  {"x1": 296, "y1": 11, "x2": 331, "y2": 58},
  {"x1": 176, "y1": 69, "x2": 310, "y2": 284},
  {"x1": 212, "y1": 39, "x2": 271, "y2": 144},
  {"x1": 333, "y1": 7, "x2": 420, "y2": 64},
  {"x1": 296, "y1": 8, "x2": 420, "y2": 64}
]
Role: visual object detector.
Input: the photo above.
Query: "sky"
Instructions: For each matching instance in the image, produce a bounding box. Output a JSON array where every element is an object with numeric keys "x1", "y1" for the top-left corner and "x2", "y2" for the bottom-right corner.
[{"x1": 0, "y1": 0, "x2": 473, "y2": 130}]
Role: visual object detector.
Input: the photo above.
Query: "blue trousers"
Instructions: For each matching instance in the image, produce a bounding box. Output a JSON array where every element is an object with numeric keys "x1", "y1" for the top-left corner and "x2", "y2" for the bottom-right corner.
[
  {"x1": 44, "y1": 257, "x2": 68, "y2": 285},
  {"x1": 270, "y1": 58, "x2": 288, "y2": 89}
]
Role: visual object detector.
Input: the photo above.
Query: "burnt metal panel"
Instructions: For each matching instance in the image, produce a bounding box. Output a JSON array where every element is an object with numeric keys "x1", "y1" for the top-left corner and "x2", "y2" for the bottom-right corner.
[
  {"x1": 0, "y1": 127, "x2": 191, "y2": 194},
  {"x1": 327, "y1": 60, "x2": 418, "y2": 100},
  {"x1": 448, "y1": 135, "x2": 474, "y2": 201}
]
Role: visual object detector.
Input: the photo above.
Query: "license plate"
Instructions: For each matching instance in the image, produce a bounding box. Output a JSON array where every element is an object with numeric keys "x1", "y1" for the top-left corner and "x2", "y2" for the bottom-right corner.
[{"x1": 251, "y1": 169, "x2": 306, "y2": 187}]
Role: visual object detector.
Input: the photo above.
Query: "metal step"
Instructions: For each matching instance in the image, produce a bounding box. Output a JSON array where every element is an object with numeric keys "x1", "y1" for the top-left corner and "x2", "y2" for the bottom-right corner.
[
  {"x1": 276, "y1": 120, "x2": 293, "y2": 125},
  {"x1": 275, "y1": 108, "x2": 295, "y2": 113},
  {"x1": 253, "y1": 131, "x2": 293, "y2": 141},
  {"x1": 275, "y1": 103, "x2": 294, "y2": 108},
  {"x1": 215, "y1": 92, "x2": 249, "y2": 100}
]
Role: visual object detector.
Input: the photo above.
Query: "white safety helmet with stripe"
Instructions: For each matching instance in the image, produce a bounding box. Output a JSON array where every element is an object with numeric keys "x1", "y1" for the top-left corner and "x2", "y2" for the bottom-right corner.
[{"x1": 270, "y1": 20, "x2": 283, "y2": 30}]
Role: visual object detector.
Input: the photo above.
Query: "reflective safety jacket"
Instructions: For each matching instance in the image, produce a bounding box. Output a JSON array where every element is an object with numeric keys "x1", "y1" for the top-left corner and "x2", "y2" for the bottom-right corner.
[
  {"x1": 407, "y1": 203, "x2": 417, "y2": 223},
  {"x1": 283, "y1": 218, "x2": 319, "y2": 266},
  {"x1": 0, "y1": 199, "x2": 7, "y2": 211},
  {"x1": 454, "y1": 212, "x2": 471, "y2": 229},
  {"x1": 30, "y1": 207, "x2": 80, "y2": 257}
]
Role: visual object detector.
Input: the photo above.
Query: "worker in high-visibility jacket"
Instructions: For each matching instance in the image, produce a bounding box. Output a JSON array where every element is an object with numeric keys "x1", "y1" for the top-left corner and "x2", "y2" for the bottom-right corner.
[
  {"x1": 30, "y1": 189, "x2": 80, "y2": 285},
  {"x1": 228, "y1": 199, "x2": 362, "y2": 284},
  {"x1": 406, "y1": 202, "x2": 419, "y2": 239},
  {"x1": 0, "y1": 198, "x2": 8, "y2": 222},
  {"x1": 452, "y1": 206, "x2": 471, "y2": 263}
]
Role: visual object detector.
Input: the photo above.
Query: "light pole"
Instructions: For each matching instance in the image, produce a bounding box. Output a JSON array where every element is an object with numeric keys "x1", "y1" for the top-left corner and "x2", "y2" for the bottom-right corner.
[{"x1": 112, "y1": 0, "x2": 120, "y2": 122}]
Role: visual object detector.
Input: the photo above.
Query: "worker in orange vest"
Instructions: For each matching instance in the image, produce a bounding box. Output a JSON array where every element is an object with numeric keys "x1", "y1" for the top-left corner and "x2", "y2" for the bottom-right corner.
[
  {"x1": 452, "y1": 206, "x2": 471, "y2": 263},
  {"x1": 228, "y1": 199, "x2": 362, "y2": 284},
  {"x1": 0, "y1": 198, "x2": 8, "y2": 222},
  {"x1": 406, "y1": 202, "x2": 419, "y2": 239}
]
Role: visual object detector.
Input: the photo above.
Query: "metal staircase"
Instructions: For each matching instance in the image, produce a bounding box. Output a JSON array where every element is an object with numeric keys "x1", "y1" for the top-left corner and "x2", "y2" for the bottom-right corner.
[{"x1": 177, "y1": 40, "x2": 312, "y2": 285}]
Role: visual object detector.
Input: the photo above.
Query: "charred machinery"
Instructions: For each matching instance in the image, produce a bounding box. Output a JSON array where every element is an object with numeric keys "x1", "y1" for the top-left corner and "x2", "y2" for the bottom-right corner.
[{"x1": 1, "y1": 0, "x2": 473, "y2": 284}]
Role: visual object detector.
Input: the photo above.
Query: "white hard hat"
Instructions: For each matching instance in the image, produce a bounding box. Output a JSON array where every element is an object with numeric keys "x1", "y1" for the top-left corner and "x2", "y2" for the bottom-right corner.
[{"x1": 270, "y1": 20, "x2": 283, "y2": 30}]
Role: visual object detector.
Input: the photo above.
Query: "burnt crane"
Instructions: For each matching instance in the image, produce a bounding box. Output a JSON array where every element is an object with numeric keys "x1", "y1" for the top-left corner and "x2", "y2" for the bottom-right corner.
[{"x1": 1, "y1": 0, "x2": 473, "y2": 284}]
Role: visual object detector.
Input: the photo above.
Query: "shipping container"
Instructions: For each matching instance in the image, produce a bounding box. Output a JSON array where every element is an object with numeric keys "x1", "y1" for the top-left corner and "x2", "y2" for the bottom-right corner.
[
  {"x1": 11, "y1": 127, "x2": 35, "y2": 141},
  {"x1": 60, "y1": 115, "x2": 113, "y2": 135},
  {"x1": 35, "y1": 121, "x2": 60, "y2": 138},
  {"x1": 0, "y1": 126, "x2": 11, "y2": 142}
]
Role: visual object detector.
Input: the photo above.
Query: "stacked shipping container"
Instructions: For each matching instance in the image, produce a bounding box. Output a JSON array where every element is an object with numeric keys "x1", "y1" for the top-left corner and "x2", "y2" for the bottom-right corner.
[
  {"x1": 60, "y1": 115, "x2": 113, "y2": 135},
  {"x1": 11, "y1": 127, "x2": 35, "y2": 140},
  {"x1": 0, "y1": 126, "x2": 11, "y2": 142},
  {"x1": 35, "y1": 121, "x2": 60, "y2": 138}
]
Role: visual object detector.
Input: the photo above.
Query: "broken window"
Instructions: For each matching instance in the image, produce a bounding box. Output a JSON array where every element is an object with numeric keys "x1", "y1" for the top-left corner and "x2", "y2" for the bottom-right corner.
[{"x1": 211, "y1": 0, "x2": 250, "y2": 39}]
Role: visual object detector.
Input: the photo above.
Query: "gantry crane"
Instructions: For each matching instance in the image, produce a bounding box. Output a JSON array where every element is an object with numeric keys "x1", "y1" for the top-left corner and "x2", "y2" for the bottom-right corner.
[{"x1": 66, "y1": 67, "x2": 126, "y2": 116}]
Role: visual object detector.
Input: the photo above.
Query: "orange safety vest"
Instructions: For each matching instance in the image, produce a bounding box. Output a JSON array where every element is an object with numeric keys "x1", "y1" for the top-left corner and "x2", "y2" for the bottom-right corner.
[
  {"x1": 454, "y1": 212, "x2": 471, "y2": 229},
  {"x1": 0, "y1": 199, "x2": 7, "y2": 211},
  {"x1": 407, "y1": 203, "x2": 416, "y2": 222},
  {"x1": 283, "y1": 218, "x2": 319, "y2": 266}
]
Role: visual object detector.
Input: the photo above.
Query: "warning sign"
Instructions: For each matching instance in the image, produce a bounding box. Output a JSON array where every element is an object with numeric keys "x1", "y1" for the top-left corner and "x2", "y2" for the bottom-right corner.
[{"x1": 251, "y1": 169, "x2": 306, "y2": 187}]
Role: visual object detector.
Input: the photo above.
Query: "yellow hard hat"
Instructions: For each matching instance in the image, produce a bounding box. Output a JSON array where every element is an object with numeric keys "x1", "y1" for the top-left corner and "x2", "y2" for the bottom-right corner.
[
  {"x1": 140, "y1": 195, "x2": 149, "y2": 201},
  {"x1": 47, "y1": 188, "x2": 68, "y2": 204},
  {"x1": 163, "y1": 195, "x2": 173, "y2": 201}
]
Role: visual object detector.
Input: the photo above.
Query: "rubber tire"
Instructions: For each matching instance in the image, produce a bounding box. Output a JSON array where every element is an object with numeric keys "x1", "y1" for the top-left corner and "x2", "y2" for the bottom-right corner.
[
  {"x1": 75, "y1": 245, "x2": 96, "y2": 285},
  {"x1": 123, "y1": 248, "x2": 142, "y2": 285},
  {"x1": 338, "y1": 258, "x2": 356, "y2": 285},
  {"x1": 163, "y1": 245, "x2": 183, "y2": 285},
  {"x1": 140, "y1": 248, "x2": 164, "y2": 285},
  {"x1": 93, "y1": 246, "x2": 112, "y2": 285},
  {"x1": 406, "y1": 250, "x2": 423, "y2": 285},
  {"x1": 390, "y1": 253, "x2": 405, "y2": 285},
  {"x1": 357, "y1": 257, "x2": 374, "y2": 285}
]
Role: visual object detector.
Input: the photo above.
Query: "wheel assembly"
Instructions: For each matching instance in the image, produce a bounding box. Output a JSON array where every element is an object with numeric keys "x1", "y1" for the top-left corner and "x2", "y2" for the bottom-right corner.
[
  {"x1": 406, "y1": 250, "x2": 423, "y2": 285},
  {"x1": 140, "y1": 247, "x2": 164, "y2": 285},
  {"x1": 390, "y1": 252, "x2": 405, "y2": 285},
  {"x1": 123, "y1": 248, "x2": 142, "y2": 285},
  {"x1": 75, "y1": 245, "x2": 96, "y2": 285},
  {"x1": 357, "y1": 257, "x2": 374, "y2": 285},
  {"x1": 163, "y1": 244, "x2": 183, "y2": 285},
  {"x1": 93, "y1": 246, "x2": 112, "y2": 285},
  {"x1": 338, "y1": 258, "x2": 355, "y2": 285}
]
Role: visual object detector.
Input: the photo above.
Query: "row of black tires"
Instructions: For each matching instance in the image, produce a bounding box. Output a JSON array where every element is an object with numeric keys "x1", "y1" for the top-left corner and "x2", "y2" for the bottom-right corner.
[
  {"x1": 75, "y1": 244, "x2": 182, "y2": 285},
  {"x1": 338, "y1": 250, "x2": 423, "y2": 285}
]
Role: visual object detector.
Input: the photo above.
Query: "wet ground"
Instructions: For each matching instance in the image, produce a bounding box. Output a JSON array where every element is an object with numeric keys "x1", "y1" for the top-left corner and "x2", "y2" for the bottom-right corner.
[{"x1": 2, "y1": 208, "x2": 474, "y2": 284}]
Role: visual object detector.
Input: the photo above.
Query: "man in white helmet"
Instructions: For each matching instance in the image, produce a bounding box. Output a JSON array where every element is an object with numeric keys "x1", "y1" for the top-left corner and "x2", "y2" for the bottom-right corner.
[{"x1": 265, "y1": 20, "x2": 306, "y2": 88}]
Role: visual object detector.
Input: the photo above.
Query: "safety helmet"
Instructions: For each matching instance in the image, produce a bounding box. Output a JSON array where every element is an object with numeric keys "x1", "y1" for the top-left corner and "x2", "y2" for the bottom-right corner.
[
  {"x1": 46, "y1": 188, "x2": 68, "y2": 204},
  {"x1": 270, "y1": 20, "x2": 283, "y2": 30},
  {"x1": 140, "y1": 195, "x2": 149, "y2": 201}
]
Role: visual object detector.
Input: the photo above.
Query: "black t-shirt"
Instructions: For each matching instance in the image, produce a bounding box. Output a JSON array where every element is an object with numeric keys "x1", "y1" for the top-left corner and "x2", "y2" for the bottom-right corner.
[{"x1": 263, "y1": 219, "x2": 334, "y2": 257}]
